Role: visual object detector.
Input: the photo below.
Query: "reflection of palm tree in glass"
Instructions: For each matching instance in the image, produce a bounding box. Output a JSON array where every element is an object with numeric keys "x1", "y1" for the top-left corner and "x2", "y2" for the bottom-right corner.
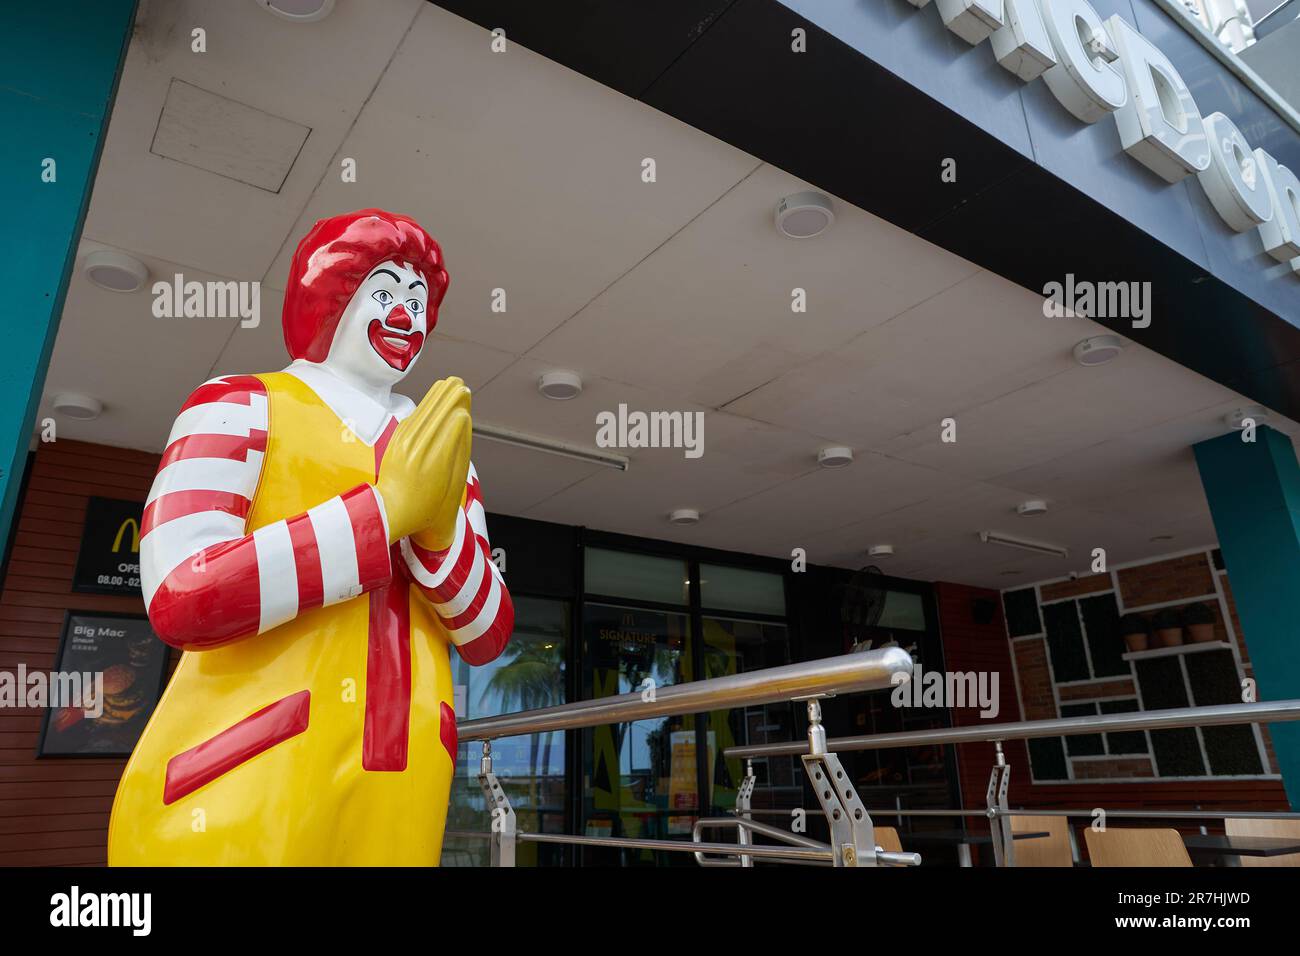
[
  {"x1": 482, "y1": 639, "x2": 564, "y2": 811},
  {"x1": 616, "y1": 646, "x2": 680, "y2": 769}
]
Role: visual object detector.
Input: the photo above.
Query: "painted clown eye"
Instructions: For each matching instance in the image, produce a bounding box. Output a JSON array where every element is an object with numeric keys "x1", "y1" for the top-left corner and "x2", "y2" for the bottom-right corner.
[
  {"x1": 372, "y1": 289, "x2": 394, "y2": 307},
  {"x1": 406, "y1": 298, "x2": 424, "y2": 315}
]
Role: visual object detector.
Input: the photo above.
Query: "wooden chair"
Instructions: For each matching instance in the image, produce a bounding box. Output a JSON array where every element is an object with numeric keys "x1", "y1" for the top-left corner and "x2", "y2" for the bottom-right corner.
[
  {"x1": 874, "y1": 826, "x2": 902, "y2": 853},
  {"x1": 1010, "y1": 814, "x2": 1074, "y2": 866},
  {"x1": 1226, "y1": 817, "x2": 1300, "y2": 867},
  {"x1": 1085, "y1": 827, "x2": 1192, "y2": 867}
]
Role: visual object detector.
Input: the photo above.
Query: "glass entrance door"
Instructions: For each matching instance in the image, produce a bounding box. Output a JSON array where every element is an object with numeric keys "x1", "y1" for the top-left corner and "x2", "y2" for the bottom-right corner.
[
  {"x1": 580, "y1": 601, "x2": 695, "y2": 865},
  {"x1": 441, "y1": 595, "x2": 569, "y2": 866}
]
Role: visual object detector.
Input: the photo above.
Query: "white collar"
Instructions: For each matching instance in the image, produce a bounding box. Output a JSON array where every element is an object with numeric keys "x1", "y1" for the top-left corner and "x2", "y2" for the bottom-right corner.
[{"x1": 283, "y1": 360, "x2": 415, "y2": 446}]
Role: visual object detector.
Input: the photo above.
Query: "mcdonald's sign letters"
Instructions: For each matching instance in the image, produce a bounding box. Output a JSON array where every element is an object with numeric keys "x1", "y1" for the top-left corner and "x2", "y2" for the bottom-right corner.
[{"x1": 73, "y1": 497, "x2": 146, "y2": 596}]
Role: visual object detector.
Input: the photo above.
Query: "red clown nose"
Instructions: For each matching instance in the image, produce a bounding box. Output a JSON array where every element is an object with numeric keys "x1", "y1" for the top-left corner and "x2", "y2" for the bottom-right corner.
[{"x1": 385, "y1": 304, "x2": 413, "y2": 331}]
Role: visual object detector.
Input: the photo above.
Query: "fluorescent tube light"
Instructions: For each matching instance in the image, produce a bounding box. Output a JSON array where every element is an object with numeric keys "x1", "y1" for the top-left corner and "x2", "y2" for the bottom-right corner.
[
  {"x1": 472, "y1": 422, "x2": 629, "y2": 471},
  {"x1": 978, "y1": 530, "x2": 1068, "y2": 558}
]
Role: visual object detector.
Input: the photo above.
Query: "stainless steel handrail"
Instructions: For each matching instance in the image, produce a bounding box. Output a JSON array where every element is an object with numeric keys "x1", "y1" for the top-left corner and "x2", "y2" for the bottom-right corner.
[
  {"x1": 692, "y1": 816, "x2": 922, "y2": 867},
  {"x1": 446, "y1": 828, "x2": 833, "y2": 861},
  {"x1": 723, "y1": 699, "x2": 1300, "y2": 759},
  {"x1": 520, "y1": 831, "x2": 833, "y2": 861},
  {"x1": 989, "y1": 808, "x2": 1300, "y2": 820},
  {"x1": 458, "y1": 646, "x2": 914, "y2": 741},
  {"x1": 727, "y1": 807, "x2": 1300, "y2": 820},
  {"x1": 696, "y1": 816, "x2": 831, "y2": 850}
]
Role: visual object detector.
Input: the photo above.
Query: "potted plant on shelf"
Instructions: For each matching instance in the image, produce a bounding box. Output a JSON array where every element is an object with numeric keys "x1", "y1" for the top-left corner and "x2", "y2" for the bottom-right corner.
[
  {"x1": 1183, "y1": 602, "x2": 1218, "y2": 643},
  {"x1": 1151, "y1": 607, "x2": 1184, "y2": 648},
  {"x1": 1119, "y1": 613, "x2": 1150, "y2": 654}
]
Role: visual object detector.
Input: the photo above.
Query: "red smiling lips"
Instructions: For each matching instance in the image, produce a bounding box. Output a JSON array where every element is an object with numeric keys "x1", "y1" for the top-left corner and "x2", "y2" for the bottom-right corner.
[{"x1": 367, "y1": 305, "x2": 424, "y2": 371}]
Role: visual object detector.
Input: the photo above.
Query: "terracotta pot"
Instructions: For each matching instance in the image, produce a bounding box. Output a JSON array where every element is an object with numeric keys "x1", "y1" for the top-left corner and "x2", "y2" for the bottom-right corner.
[
  {"x1": 1154, "y1": 627, "x2": 1184, "y2": 648},
  {"x1": 1187, "y1": 622, "x2": 1217, "y2": 643},
  {"x1": 1123, "y1": 632, "x2": 1149, "y2": 653}
]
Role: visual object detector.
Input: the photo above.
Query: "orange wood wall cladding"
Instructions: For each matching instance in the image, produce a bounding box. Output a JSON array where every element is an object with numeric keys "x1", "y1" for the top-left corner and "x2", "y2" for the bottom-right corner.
[
  {"x1": 934, "y1": 581, "x2": 1289, "y2": 860},
  {"x1": 0, "y1": 440, "x2": 167, "y2": 867}
]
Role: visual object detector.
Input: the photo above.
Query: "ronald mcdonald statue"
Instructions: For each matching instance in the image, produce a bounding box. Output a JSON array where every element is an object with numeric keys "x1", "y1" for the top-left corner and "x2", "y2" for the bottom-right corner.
[{"x1": 108, "y1": 209, "x2": 514, "y2": 865}]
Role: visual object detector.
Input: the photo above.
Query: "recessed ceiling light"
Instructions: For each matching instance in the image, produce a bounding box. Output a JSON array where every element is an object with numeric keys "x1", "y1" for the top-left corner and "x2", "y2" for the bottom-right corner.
[
  {"x1": 1072, "y1": 334, "x2": 1123, "y2": 366},
  {"x1": 775, "y1": 191, "x2": 835, "y2": 239},
  {"x1": 51, "y1": 392, "x2": 103, "y2": 421},
  {"x1": 669, "y1": 508, "x2": 700, "y2": 525},
  {"x1": 82, "y1": 249, "x2": 148, "y2": 292},
  {"x1": 538, "y1": 370, "x2": 583, "y2": 400},
  {"x1": 817, "y1": 445, "x2": 854, "y2": 468},
  {"x1": 1224, "y1": 406, "x2": 1269, "y2": 428},
  {"x1": 868, "y1": 544, "x2": 894, "y2": 558},
  {"x1": 256, "y1": 0, "x2": 336, "y2": 22},
  {"x1": 1016, "y1": 499, "x2": 1048, "y2": 517}
]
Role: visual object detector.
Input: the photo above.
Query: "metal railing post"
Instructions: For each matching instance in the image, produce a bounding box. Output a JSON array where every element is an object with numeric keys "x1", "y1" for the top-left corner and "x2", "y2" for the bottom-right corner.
[
  {"x1": 477, "y1": 740, "x2": 516, "y2": 868},
  {"x1": 801, "y1": 698, "x2": 880, "y2": 867},
  {"x1": 984, "y1": 740, "x2": 1013, "y2": 867},
  {"x1": 736, "y1": 758, "x2": 755, "y2": 868}
]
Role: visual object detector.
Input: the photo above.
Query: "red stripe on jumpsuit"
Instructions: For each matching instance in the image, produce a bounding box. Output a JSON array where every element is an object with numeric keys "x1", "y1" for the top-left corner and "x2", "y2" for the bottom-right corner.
[
  {"x1": 164, "y1": 690, "x2": 311, "y2": 805},
  {"x1": 363, "y1": 418, "x2": 412, "y2": 771}
]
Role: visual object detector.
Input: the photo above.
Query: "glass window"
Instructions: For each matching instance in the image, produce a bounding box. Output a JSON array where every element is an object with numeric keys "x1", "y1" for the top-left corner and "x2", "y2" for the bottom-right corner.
[
  {"x1": 1080, "y1": 593, "x2": 1127, "y2": 677},
  {"x1": 441, "y1": 596, "x2": 569, "y2": 867},
  {"x1": 584, "y1": 548, "x2": 688, "y2": 606},
  {"x1": 1100, "y1": 699, "x2": 1148, "y2": 755},
  {"x1": 699, "y1": 563, "x2": 786, "y2": 616},
  {"x1": 581, "y1": 602, "x2": 694, "y2": 865},
  {"x1": 1060, "y1": 702, "x2": 1104, "y2": 756},
  {"x1": 1042, "y1": 601, "x2": 1090, "y2": 682},
  {"x1": 876, "y1": 590, "x2": 926, "y2": 631},
  {"x1": 702, "y1": 616, "x2": 798, "y2": 815}
]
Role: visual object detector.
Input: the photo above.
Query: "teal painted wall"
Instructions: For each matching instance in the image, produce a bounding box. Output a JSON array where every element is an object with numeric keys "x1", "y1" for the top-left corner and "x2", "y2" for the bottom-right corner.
[
  {"x1": 0, "y1": 0, "x2": 137, "y2": 555},
  {"x1": 1195, "y1": 425, "x2": 1300, "y2": 808}
]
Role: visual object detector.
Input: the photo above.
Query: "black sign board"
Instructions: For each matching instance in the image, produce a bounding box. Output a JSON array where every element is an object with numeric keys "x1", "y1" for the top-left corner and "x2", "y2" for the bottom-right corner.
[
  {"x1": 35, "y1": 612, "x2": 170, "y2": 757},
  {"x1": 72, "y1": 496, "x2": 145, "y2": 595}
]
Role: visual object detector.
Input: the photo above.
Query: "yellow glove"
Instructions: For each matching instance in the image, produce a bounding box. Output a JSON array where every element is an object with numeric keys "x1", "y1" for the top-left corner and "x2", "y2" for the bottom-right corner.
[{"x1": 376, "y1": 377, "x2": 472, "y2": 548}]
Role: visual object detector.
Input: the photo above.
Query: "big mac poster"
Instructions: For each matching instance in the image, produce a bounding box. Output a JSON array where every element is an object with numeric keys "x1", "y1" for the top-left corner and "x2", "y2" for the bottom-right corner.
[{"x1": 37, "y1": 613, "x2": 170, "y2": 757}]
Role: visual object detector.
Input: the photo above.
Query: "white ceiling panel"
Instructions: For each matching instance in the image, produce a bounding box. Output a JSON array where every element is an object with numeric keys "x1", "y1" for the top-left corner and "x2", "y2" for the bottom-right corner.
[
  {"x1": 468, "y1": 437, "x2": 604, "y2": 517},
  {"x1": 150, "y1": 79, "x2": 310, "y2": 192},
  {"x1": 42, "y1": 240, "x2": 244, "y2": 450},
  {"x1": 879, "y1": 341, "x2": 1241, "y2": 482},
  {"x1": 81, "y1": 0, "x2": 424, "y2": 281},
  {"x1": 529, "y1": 163, "x2": 982, "y2": 408},
  {"x1": 263, "y1": 4, "x2": 758, "y2": 350},
  {"x1": 725, "y1": 270, "x2": 1106, "y2": 444}
]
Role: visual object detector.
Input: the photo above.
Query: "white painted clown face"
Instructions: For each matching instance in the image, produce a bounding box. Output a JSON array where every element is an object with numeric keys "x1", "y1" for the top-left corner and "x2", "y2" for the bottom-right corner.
[{"x1": 324, "y1": 259, "x2": 430, "y2": 392}]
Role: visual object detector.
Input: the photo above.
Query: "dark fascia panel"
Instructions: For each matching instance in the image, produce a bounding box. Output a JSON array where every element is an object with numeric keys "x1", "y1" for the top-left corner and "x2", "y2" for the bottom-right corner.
[
  {"x1": 428, "y1": 0, "x2": 1300, "y2": 419},
  {"x1": 430, "y1": 0, "x2": 736, "y2": 99}
]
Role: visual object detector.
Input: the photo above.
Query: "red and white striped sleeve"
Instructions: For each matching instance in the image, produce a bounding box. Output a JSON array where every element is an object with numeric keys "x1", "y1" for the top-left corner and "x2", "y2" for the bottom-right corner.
[
  {"x1": 140, "y1": 375, "x2": 393, "y2": 651},
  {"x1": 400, "y1": 462, "x2": 514, "y2": 665}
]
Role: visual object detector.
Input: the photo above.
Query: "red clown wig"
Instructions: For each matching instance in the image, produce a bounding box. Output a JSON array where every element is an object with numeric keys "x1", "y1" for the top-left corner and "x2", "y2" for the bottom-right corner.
[{"x1": 282, "y1": 209, "x2": 450, "y2": 362}]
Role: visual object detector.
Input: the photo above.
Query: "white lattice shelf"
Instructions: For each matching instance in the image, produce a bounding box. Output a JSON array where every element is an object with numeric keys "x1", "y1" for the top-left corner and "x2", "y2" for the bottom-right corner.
[{"x1": 1121, "y1": 640, "x2": 1233, "y2": 662}]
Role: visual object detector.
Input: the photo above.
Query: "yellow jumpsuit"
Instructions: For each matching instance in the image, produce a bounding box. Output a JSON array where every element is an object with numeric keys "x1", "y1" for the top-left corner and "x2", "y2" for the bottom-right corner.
[{"x1": 108, "y1": 372, "x2": 456, "y2": 865}]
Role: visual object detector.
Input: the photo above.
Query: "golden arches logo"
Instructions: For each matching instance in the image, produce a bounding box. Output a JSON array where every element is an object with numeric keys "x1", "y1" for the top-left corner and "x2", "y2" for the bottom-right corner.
[{"x1": 112, "y1": 517, "x2": 140, "y2": 554}]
